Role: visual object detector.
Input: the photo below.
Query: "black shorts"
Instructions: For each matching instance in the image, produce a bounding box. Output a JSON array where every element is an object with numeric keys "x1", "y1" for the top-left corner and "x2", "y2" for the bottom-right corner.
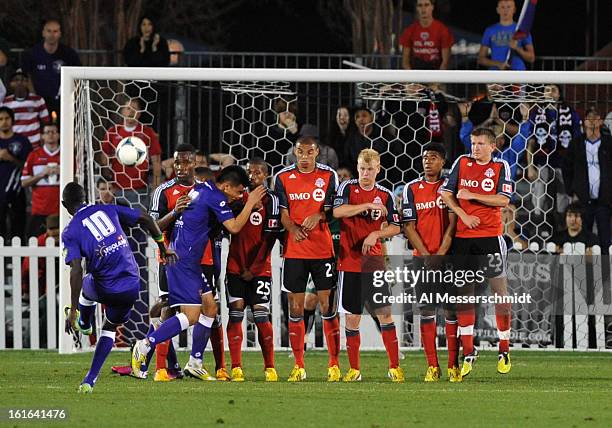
[
  {"x1": 158, "y1": 264, "x2": 168, "y2": 298},
  {"x1": 451, "y1": 236, "x2": 507, "y2": 279},
  {"x1": 282, "y1": 258, "x2": 336, "y2": 293},
  {"x1": 412, "y1": 256, "x2": 457, "y2": 310},
  {"x1": 201, "y1": 265, "x2": 220, "y2": 301},
  {"x1": 337, "y1": 271, "x2": 391, "y2": 315},
  {"x1": 226, "y1": 274, "x2": 271, "y2": 308}
]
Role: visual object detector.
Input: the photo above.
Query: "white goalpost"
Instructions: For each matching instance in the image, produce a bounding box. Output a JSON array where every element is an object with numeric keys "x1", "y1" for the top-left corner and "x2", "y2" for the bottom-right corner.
[{"x1": 59, "y1": 67, "x2": 612, "y2": 354}]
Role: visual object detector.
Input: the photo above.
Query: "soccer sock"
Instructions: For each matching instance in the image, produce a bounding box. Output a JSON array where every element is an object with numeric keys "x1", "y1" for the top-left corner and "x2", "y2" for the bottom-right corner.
[
  {"x1": 304, "y1": 308, "x2": 316, "y2": 335},
  {"x1": 254, "y1": 309, "x2": 274, "y2": 369},
  {"x1": 227, "y1": 310, "x2": 244, "y2": 369},
  {"x1": 155, "y1": 340, "x2": 170, "y2": 371},
  {"x1": 190, "y1": 314, "x2": 214, "y2": 362},
  {"x1": 211, "y1": 317, "x2": 226, "y2": 371},
  {"x1": 495, "y1": 303, "x2": 512, "y2": 353},
  {"x1": 457, "y1": 303, "x2": 475, "y2": 356},
  {"x1": 166, "y1": 339, "x2": 180, "y2": 370},
  {"x1": 288, "y1": 316, "x2": 305, "y2": 368},
  {"x1": 322, "y1": 313, "x2": 340, "y2": 367},
  {"x1": 83, "y1": 330, "x2": 115, "y2": 386},
  {"x1": 420, "y1": 316, "x2": 438, "y2": 368},
  {"x1": 345, "y1": 328, "x2": 361, "y2": 370},
  {"x1": 148, "y1": 313, "x2": 189, "y2": 350},
  {"x1": 380, "y1": 322, "x2": 399, "y2": 369},
  {"x1": 445, "y1": 318, "x2": 459, "y2": 368},
  {"x1": 77, "y1": 294, "x2": 96, "y2": 330}
]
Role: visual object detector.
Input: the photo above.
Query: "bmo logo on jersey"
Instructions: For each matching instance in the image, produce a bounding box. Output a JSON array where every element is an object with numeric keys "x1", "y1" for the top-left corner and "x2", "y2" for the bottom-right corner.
[
  {"x1": 290, "y1": 189, "x2": 325, "y2": 202},
  {"x1": 460, "y1": 178, "x2": 495, "y2": 193},
  {"x1": 250, "y1": 211, "x2": 262, "y2": 226},
  {"x1": 415, "y1": 196, "x2": 445, "y2": 210},
  {"x1": 481, "y1": 178, "x2": 495, "y2": 192},
  {"x1": 460, "y1": 179, "x2": 480, "y2": 188}
]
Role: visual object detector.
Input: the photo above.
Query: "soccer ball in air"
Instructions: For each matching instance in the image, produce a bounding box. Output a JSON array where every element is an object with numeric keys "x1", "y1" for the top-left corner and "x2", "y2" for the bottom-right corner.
[{"x1": 115, "y1": 136, "x2": 148, "y2": 166}]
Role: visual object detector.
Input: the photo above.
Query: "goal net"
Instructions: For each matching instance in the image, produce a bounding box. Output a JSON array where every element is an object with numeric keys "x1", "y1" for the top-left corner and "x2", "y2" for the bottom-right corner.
[{"x1": 60, "y1": 68, "x2": 612, "y2": 354}]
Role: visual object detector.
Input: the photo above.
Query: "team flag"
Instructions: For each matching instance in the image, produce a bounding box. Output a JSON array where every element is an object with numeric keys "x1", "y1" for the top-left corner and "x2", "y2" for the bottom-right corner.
[{"x1": 514, "y1": 0, "x2": 538, "y2": 40}]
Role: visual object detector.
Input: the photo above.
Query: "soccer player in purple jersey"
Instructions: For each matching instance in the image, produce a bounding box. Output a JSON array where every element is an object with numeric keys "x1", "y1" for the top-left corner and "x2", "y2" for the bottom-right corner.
[
  {"x1": 61, "y1": 182, "x2": 176, "y2": 393},
  {"x1": 131, "y1": 166, "x2": 266, "y2": 380}
]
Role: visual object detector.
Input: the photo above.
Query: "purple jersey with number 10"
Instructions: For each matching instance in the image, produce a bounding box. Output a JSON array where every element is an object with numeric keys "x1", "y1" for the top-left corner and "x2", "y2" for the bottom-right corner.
[{"x1": 62, "y1": 204, "x2": 141, "y2": 291}]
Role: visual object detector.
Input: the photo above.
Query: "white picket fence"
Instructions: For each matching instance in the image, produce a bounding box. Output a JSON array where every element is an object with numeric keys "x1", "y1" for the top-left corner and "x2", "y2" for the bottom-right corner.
[{"x1": 2, "y1": 236, "x2": 611, "y2": 351}]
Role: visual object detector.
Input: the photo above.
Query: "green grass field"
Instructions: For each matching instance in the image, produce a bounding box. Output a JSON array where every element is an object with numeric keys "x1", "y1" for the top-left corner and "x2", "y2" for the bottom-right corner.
[{"x1": 1, "y1": 350, "x2": 611, "y2": 427}]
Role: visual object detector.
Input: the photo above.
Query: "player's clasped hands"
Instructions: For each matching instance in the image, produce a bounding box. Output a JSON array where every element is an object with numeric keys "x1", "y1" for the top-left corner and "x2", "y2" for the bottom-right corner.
[
  {"x1": 361, "y1": 231, "x2": 379, "y2": 255},
  {"x1": 367, "y1": 203, "x2": 387, "y2": 217},
  {"x1": 160, "y1": 247, "x2": 178, "y2": 266}
]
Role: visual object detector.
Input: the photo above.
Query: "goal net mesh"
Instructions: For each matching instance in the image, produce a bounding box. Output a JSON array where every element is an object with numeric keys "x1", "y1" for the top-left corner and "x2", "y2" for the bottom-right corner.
[{"x1": 71, "y1": 75, "x2": 612, "y2": 352}]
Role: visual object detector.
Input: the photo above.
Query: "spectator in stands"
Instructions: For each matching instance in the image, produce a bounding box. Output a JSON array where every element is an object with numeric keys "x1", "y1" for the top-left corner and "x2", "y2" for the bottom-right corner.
[
  {"x1": 99, "y1": 97, "x2": 162, "y2": 209},
  {"x1": 123, "y1": 16, "x2": 170, "y2": 67},
  {"x1": 399, "y1": 0, "x2": 454, "y2": 70},
  {"x1": 285, "y1": 124, "x2": 338, "y2": 169},
  {"x1": 21, "y1": 18, "x2": 81, "y2": 116},
  {"x1": 195, "y1": 150, "x2": 209, "y2": 167},
  {"x1": 526, "y1": 85, "x2": 582, "y2": 218},
  {"x1": 337, "y1": 166, "x2": 353, "y2": 183},
  {"x1": 563, "y1": 107, "x2": 611, "y2": 254},
  {"x1": 327, "y1": 106, "x2": 353, "y2": 156},
  {"x1": 21, "y1": 214, "x2": 59, "y2": 298},
  {"x1": 0, "y1": 106, "x2": 32, "y2": 241},
  {"x1": 0, "y1": 69, "x2": 49, "y2": 148},
  {"x1": 271, "y1": 98, "x2": 300, "y2": 142},
  {"x1": 96, "y1": 178, "x2": 116, "y2": 205},
  {"x1": 478, "y1": 0, "x2": 535, "y2": 71},
  {"x1": 551, "y1": 203, "x2": 598, "y2": 254},
  {"x1": 459, "y1": 103, "x2": 531, "y2": 179},
  {"x1": 21, "y1": 122, "x2": 60, "y2": 237},
  {"x1": 344, "y1": 106, "x2": 387, "y2": 175},
  {"x1": 502, "y1": 203, "x2": 527, "y2": 250}
]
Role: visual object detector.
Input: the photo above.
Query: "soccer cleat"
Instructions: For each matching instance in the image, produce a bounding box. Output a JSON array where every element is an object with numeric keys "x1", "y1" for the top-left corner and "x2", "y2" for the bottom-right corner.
[
  {"x1": 287, "y1": 365, "x2": 306, "y2": 382},
  {"x1": 130, "y1": 339, "x2": 149, "y2": 379},
  {"x1": 264, "y1": 368, "x2": 278, "y2": 382},
  {"x1": 497, "y1": 352, "x2": 512, "y2": 374},
  {"x1": 184, "y1": 362, "x2": 216, "y2": 381},
  {"x1": 327, "y1": 365, "x2": 341, "y2": 382},
  {"x1": 78, "y1": 383, "x2": 93, "y2": 394},
  {"x1": 216, "y1": 368, "x2": 231, "y2": 381},
  {"x1": 448, "y1": 366, "x2": 462, "y2": 383},
  {"x1": 111, "y1": 365, "x2": 132, "y2": 376},
  {"x1": 167, "y1": 368, "x2": 184, "y2": 380},
  {"x1": 342, "y1": 368, "x2": 362, "y2": 382},
  {"x1": 230, "y1": 367, "x2": 245, "y2": 382},
  {"x1": 424, "y1": 366, "x2": 441, "y2": 382},
  {"x1": 154, "y1": 368, "x2": 174, "y2": 382},
  {"x1": 64, "y1": 306, "x2": 92, "y2": 336},
  {"x1": 460, "y1": 348, "x2": 479, "y2": 379},
  {"x1": 387, "y1": 367, "x2": 405, "y2": 382}
]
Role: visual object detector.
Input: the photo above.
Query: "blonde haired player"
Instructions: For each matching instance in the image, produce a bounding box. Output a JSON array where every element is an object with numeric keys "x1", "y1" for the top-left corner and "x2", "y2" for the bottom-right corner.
[{"x1": 333, "y1": 149, "x2": 404, "y2": 382}]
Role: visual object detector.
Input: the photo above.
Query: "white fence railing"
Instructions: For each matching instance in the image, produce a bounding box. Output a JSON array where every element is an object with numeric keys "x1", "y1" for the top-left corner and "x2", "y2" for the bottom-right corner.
[{"x1": 2, "y1": 236, "x2": 612, "y2": 351}]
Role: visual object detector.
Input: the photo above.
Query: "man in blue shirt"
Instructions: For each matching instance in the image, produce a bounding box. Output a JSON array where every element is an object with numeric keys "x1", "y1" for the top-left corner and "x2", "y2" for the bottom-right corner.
[
  {"x1": 21, "y1": 19, "x2": 81, "y2": 115},
  {"x1": 131, "y1": 166, "x2": 266, "y2": 380},
  {"x1": 62, "y1": 182, "x2": 176, "y2": 393},
  {"x1": 478, "y1": 0, "x2": 535, "y2": 71}
]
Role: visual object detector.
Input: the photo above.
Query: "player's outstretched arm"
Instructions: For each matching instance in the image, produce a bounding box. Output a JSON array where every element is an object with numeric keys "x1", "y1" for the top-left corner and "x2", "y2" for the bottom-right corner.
[
  {"x1": 457, "y1": 189, "x2": 510, "y2": 207},
  {"x1": 66, "y1": 258, "x2": 84, "y2": 333},
  {"x1": 223, "y1": 185, "x2": 266, "y2": 234},
  {"x1": 136, "y1": 211, "x2": 177, "y2": 265},
  {"x1": 333, "y1": 202, "x2": 387, "y2": 219}
]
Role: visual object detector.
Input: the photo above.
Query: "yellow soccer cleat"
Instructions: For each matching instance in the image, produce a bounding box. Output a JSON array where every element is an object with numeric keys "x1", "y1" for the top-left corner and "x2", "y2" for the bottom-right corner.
[
  {"x1": 130, "y1": 339, "x2": 149, "y2": 379},
  {"x1": 460, "y1": 349, "x2": 479, "y2": 379},
  {"x1": 342, "y1": 368, "x2": 362, "y2": 382},
  {"x1": 184, "y1": 363, "x2": 216, "y2": 381},
  {"x1": 216, "y1": 368, "x2": 231, "y2": 381},
  {"x1": 230, "y1": 367, "x2": 245, "y2": 382},
  {"x1": 448, "y1": 366, "x2": 462, "y2": 383},
  {"x1": 424, "y1": 366, "x2": 441, "y2": 382},
  {"x1": 497, "y1": 352, "x2": 512, "y2": 374},
  {"x1": 327, "y1": 365, "x2": 341, "y2": 382},
  {"x1": 154, "y1": 368, "x2": 173, "y2": 382},
  {"x1": 287, "y1": 365, "x2": 306, "y2": 382},
  {"x1": 387, "y1": 367, "x2": 405, "y2": 382},
  {"x1": 264, "y1": 368, "x2": 278, "y2": 382}
]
